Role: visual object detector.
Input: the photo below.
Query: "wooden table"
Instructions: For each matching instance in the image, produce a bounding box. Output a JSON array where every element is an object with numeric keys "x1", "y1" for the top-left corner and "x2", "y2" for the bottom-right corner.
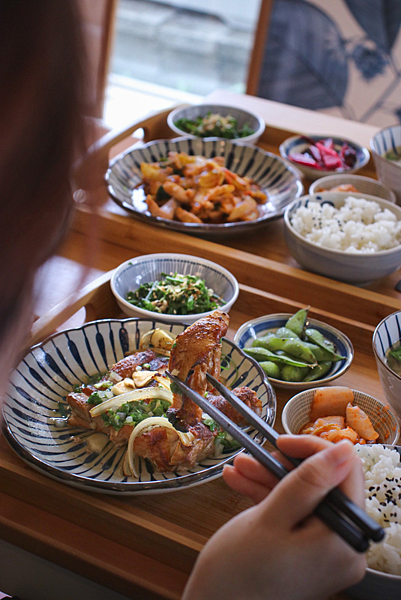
[{"x1": 1, "y1": 91, "x2": 400, "y2": 600}]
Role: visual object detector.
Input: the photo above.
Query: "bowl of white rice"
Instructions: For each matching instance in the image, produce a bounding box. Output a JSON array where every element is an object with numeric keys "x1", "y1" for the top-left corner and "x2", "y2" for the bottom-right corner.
[
  {"x1": 284, "y1": 192, "x2": 401, "y2": 285},
  {"x1": 346, "y1": 444, "x2": 401, "y2": 600}
]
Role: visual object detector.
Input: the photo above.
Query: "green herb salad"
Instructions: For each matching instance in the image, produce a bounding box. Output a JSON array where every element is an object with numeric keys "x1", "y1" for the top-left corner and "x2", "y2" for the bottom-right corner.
[{"x1": 174, "y1": 112, "x2": 255, "y2": 139}]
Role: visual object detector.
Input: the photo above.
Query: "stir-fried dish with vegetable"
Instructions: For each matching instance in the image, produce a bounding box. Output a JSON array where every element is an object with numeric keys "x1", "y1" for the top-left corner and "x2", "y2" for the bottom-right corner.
[
  {"x1": 126, "y1": 272, "x2": 223, "y2": 315},
  {"x1": 140, "y1": 151, "x2": 267, "y2": 224},
  {"x1": 60, "y1": 311, "x2": 262, "y2": 475},
  {"x1": 174, "y1": 112, "x2": 255, "y2": 139}
]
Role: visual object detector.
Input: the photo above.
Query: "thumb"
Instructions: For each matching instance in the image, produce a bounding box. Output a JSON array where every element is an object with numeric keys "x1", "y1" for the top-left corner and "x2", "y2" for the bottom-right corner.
[{"x1": 258, "y1": 440, "x2": 356, "y2": 528}]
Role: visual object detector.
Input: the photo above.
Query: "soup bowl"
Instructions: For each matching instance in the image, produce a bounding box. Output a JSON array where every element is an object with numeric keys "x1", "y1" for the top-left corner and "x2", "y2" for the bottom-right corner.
[
  {"x1": 370, "y1": 124, "x2": 401, "y2": 205},
  {"x1": 372, "y1": 310, "x2": 401, "y2": 419}
]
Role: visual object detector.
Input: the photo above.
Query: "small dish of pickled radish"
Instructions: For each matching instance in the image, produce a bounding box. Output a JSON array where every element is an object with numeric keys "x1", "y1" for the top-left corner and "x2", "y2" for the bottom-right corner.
[{"x1": 282, "y1": 386, "x2": 400, "y2": 445}]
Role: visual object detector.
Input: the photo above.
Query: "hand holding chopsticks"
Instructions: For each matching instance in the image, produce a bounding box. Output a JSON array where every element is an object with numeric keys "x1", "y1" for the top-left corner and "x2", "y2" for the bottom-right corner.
[{"x1": 166, "y1": 370, "x2": 384, "y2": 553}]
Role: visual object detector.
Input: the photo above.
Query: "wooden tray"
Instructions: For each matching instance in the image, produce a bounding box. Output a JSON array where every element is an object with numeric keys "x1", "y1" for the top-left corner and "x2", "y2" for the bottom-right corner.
[{"x1": 0, "y1": 266, "x2": 393, "y2": 599}]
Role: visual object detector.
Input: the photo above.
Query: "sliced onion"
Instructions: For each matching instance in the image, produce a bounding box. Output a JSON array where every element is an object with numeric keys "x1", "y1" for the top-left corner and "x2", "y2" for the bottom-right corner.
[{"x1": 89, "y1": 387, "x2": 173, "y2": 417}]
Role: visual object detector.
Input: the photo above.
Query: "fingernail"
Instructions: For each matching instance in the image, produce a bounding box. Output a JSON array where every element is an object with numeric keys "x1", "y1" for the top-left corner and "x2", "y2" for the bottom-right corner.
[{"x1": 324, "y1": 440, "x2": 354, "y2": 466}]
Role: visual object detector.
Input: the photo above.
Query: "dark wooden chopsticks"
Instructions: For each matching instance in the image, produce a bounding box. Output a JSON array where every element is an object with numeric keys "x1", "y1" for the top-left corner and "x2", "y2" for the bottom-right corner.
[{"x1": 166, "y1": 370, "x2": 384, "y2": 553}]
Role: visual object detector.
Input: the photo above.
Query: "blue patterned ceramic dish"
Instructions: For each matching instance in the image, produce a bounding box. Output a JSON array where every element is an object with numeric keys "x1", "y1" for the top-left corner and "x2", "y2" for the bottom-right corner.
[
  {"x1": 373, "y1": 310, "x2": 401, "y2": 419},
  {"x1": 233, "y1": 313, "x2": 353, "y2": 390},
  {"x1": 110, "y1": 253, "x2": 239, "y2": 323},
  {"x1": 281, "y1": 388, "x2": 400, "y2": 445},
  {"x1": 167, "y1": 103, "x2": 265, "y2": 144},
  {"x1": 284, "y1": 192, "x2": 401, "y2": 285},
  {"x1": 279, "y1": 135, "x2": 370, "y2": 180},
  {"x1": 106, "y1": 137, "x2": 303, "y2": 238},
  {"x1": 370, "y1": 124, "x2": 401, "y2": 204},
  {"x1": 3, "y1": 318, "x2": 276, "y2": 495}
]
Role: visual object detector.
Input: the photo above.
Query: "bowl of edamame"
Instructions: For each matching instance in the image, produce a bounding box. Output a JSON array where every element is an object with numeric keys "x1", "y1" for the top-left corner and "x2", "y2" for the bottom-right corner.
[{"x1": 234, "y1": 308, "x2": 354, "y2": 390}]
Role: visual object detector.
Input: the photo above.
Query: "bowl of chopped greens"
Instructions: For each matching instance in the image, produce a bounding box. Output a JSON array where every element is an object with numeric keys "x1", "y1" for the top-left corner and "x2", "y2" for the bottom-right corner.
[
  {"x1": 167, "y1": 104, "x2": 265, "y2": 144},
  {"x1": 111, "y1": 253, "x2": 239, "y2": 323}
]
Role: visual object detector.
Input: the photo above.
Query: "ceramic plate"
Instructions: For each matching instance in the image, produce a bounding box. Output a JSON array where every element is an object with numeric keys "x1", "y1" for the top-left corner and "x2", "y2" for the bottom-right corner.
[
  {"x1": 106, "y1": 137, "x2": 303, "y2": 238},
  {"x1": 3, "y1": 318, "x2": 276, "y2": 495}
]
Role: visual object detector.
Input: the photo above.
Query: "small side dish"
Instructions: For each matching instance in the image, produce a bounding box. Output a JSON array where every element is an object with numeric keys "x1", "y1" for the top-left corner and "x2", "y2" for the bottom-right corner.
[
  {"x1": 244, "y1": 307, "x2": 346, "y2": 384},
  {"x1": 140, "y1": 151, "x2": 267, "y2": 224},
  {"x1": 300, "y1": 386, "x2": 379, "y2": 444},
  {"x1": 289, "y1": 136, "x2": 357, "y2": 171},
  {"x1": 173, "y1": 112, "x2": 255, "y2": 139},
  {"x1": 126, "y1": 272, "x2": 223, "y2": 316}
]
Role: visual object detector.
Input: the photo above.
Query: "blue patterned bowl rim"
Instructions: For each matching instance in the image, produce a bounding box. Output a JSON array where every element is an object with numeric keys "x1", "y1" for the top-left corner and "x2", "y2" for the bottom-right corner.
[
  {"x1": 3, "y1": 317, "x2": 276, "y2": 495},
  {"x1": 110, "y1": 253, "x2": 239, "y2": 320},
  {"x1": 370, "y1": 124, "x2": 401, "y2": 166},
  {"x1": 373, "y1": 310, "x2": 401, "y2": 383}
]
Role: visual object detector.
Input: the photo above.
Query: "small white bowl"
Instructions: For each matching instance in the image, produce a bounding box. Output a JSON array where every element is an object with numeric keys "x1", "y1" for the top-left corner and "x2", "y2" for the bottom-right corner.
[
  {"x1": 284, "y1": 191, "x2": 401, "y2": 285},
  {"x1": 372, "y1": 310, "x2": 401, "y2": 419},
  {"x1": 234, "y1": 313, "x2": 353, "y2": 390},
  {"x1": 309, "y1": 174, "x2": 396, "y2": 203},
  {"x1": 110, "y1": 253, "x2": 239, "y2": 324},
  {"x1": 280, "y1": 135, "x2": 370, "y2": 180},
  {"x1": 167, "y1": 104, "x2": 265, "y2": 144},
  {"x1": 282, "y1": 388, "x2": 400, "y2": 444},
  {"x1": 370, "y1": 124, "x2": 401, "y2": 204}
]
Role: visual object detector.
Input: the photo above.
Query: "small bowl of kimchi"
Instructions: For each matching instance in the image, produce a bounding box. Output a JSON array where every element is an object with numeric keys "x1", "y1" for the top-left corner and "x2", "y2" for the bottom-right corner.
[{"x1": 281, "y1": 386, "x2": 400, "y2": 445}]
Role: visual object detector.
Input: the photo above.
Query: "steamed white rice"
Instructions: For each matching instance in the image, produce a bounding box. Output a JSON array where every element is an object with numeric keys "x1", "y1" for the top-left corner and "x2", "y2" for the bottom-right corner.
[
  {"x1": 356, "y1": 444, "x2": 401, "y2": 575},
  {"x1": 290, "y1": 197, "x2": 401, "y2": 253}
]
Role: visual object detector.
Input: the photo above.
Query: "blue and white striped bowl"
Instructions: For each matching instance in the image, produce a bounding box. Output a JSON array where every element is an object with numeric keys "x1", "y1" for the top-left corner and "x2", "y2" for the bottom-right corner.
[
  {"x1": 234, "y1": 313, "x2": 353, "y2": 390},
  {"x1": 167, "y1": 103, "x2": 265, "y2": 144},
  {"x1": 371, "y1": 124, "x2": 401, "y2": 204},
  {"x1": 3, "y1": 318, "x2": 276, "y2": 495},
  {"x1": 373, "y1": 311, "x2": 401, "y2": 419},
  {"x1": 106, "y1": 137, "x2": 303, "y2": 238},
  {"x1": 111, "y1": 253, "x2": 239, "y2": 323}
]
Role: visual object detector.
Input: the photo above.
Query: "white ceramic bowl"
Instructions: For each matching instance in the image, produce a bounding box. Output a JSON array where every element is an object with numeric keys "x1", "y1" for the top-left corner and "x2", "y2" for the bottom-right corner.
[
  {"x1": 370, "y1": 124, "x2": 401, "y2": 204},
  {"x1": 167, "y1": 103, "x2": 265, "y2": 144},
  {"x1": 309, "y1": 174, "x2": 396, "y2": 203},
  {"x1": 372, "y1": 310, "x2": 401, "y2": 419},
  {"x1": 233, "y1": 313, "x2": 353, "y2": 390},
  {"x1": 284, "y1": 191, "x2": 401, "y2": 285},
  {"x1": 110, "y1": 253, "x2": 239, "y2": 324},
  {"x1": 280, "y1": 135, "x2": 370, "y2": 180},
  {"x1": 281, "y1": 388, "x2": 400, "y2": 444}
]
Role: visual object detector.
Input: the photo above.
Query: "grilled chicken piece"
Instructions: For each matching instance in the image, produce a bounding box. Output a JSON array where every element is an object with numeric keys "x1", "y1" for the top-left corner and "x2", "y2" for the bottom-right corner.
[
  {"x1": 169, "y1": 310, "x2": 229, "y2": 425},
  {"x1": 67, "y1": 391, "x2": 109, "y2": 433},
  {"x1": 132, "y1": 421, "x2": 215, "y2": 472},
  {"x1": 207, "y1": 386, "x2": 262, "y2": 426},
  {"x1": 110, "y1": 349, "x2": 157, "y2": 379}
]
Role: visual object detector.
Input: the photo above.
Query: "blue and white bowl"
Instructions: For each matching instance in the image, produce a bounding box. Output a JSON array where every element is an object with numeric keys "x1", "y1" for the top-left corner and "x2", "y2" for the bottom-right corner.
[
  {"x1": 106, "y1": 137, "x2": 303, "y2": 238},
  {"x1": 3, "y1": 318, "x2": 276, "y2": 495},
  {"x1": 284, "y1": 192, "x2": 401, "y2": 285},
  {"x1": 373, "y1": 310, "x2": 401, "y2": 419},
  {"x1": 234, "y1": 313, "x2": 353, "y2": 390},
  {"x1": 167, "y1": 103, "x2": 265, "y2": 144},
  {"x1": 370, "y1": 124, "x2": 401, "y2": 205},
  {"x1": 111, "y1": 253, "x2": 239, "y2": 323},
  {"x1": 280, "y1": 135, "x2": 370, "y2": 180}
]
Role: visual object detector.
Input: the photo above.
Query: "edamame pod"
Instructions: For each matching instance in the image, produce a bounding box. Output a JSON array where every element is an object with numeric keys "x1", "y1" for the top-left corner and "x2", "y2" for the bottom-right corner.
[
  {"x1": 259, "y1": 361, "x2": 281, "y2": 379},
  {"x1": 304, "y1": 329, "x2": 344, "y2": 361},
  {"x1": 275, "y1": 327, "x2": 300, "y2": 340},
  {"x1": 252, "y1": 335, "x2": 287, "y2": 353},
  {"x1": 302, "y1": 341, "x2": 345, "y2": 363},
  {"x1": 244, "y1": 347, "x2": 310, "y2": 368},
  {"x1": 281, "y1": 365, "x2": 310, "y2": 382},
  {"x1": 303, "y1": 361, "x2": 332, "y2": 382},
  {"x1": 281, "y1": 339, "x2": 317, "y2": 364},
  {"x1": 285, "y1": 307, "x2": 309, "y2": 337}
]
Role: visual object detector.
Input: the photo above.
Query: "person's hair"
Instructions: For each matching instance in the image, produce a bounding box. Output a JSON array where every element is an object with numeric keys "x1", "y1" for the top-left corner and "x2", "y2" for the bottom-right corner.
[{"x1": 0, "y1": 1, "x2": 89, "y2": 369}]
